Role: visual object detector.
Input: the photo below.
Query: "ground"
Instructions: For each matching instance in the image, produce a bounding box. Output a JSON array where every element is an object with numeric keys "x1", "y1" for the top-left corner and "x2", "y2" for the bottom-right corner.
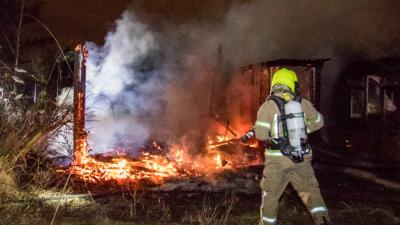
[{"x1": 1, "y1": 157, "x2": 400, "y2": 225}]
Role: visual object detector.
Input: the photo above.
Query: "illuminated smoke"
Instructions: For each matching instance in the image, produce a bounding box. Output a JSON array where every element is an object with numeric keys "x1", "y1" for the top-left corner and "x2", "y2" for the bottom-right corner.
[
  {"x1": 86, "y1": 12, "x2": 163, "y2": 153},
  {"x1": 83, "y1": 0, "x2": 400, "y2": 154},
  {"x1": 48, "y1": 88, "x2": 73, "y2": 158}
]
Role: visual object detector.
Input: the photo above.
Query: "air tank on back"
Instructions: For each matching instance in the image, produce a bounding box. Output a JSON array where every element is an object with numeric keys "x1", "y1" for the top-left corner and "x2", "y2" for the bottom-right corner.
[{"x1": 284, "y1": 101, "x2": 307, "y2": 149}]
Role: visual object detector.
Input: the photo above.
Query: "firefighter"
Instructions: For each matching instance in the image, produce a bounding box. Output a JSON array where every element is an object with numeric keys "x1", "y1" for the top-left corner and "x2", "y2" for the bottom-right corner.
[{"x1": 254, "y1": 68, "x2": 331, "y2": 225}]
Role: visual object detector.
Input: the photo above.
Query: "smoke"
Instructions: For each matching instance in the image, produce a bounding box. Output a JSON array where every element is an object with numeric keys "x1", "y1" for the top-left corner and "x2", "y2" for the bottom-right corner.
[
  {"x1": 211, "y1": 0, "x2": 400, "y2": 118},
  {"x1": 48, "y1": 88, "x2": 73, "y2": 157},
  {"x1": 86, "y1": 12, "x2": 165, "y2": 153},
  {"x1": 85, "y1": 0, "x2": 400, "y2": 153},
  {"x1": 154, "y1": 0, "x2": 400, "y2": 123}
]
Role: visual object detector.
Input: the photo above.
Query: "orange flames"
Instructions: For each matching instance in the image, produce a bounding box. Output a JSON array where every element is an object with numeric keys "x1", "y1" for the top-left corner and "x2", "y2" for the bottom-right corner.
[
  {"x1": 64, "y1": 134, "x2": 260, "y2": 185},
  {"x1": 67, "y1": 78, "x2": 260, "y2": 185},
  {"x1": 66, "y1": 44, "x2": 261, "y2": 186}
]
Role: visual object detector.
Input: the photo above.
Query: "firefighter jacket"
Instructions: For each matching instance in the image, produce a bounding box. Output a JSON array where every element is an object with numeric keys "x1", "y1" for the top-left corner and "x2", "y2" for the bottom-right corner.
[{"x1": 254, "y1": 92, "x2": 323, "y2": 142}]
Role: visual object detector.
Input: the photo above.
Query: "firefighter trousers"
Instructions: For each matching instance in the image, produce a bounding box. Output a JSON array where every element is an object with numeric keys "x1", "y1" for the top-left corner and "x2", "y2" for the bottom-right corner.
[{"x1": 259, "y1": 150, "x2": 330, "y2": 225}]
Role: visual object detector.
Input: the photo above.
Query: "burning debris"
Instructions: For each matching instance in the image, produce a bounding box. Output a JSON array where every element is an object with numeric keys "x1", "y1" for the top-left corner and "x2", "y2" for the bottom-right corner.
[
  {"x1": 65, "y1": 140, "x2": 261, "y2": 186},
  {"x1": 60, "y1": 35, "x2": 329, "y2": 189},
  {"x1": 59, "y1": 44, "x2": 261, "y2": 186},
  {"x1": 55, "y1": 12, "x2": 265, "y2": 188}
]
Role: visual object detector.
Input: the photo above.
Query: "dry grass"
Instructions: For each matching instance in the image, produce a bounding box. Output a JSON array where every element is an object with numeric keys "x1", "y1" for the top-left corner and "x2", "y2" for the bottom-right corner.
[
  {"x1": 329, "y1": 202, "x2": 400, "y2": 225},
  {"x1": 0, "y1": 156, "x2": 18, "y2": 196},
  {"x1": 181, "y1": 193, "x2": 235, "y2": 225},
  {"x1": 1, "y1": 6, "x2": 74, "y2": 199},
  {"x1": 0, "y1": 101, "x2": 76, "y2": 225},
  {"x1": 0, "y1": 187, "x2": 398, "y2": 225}
]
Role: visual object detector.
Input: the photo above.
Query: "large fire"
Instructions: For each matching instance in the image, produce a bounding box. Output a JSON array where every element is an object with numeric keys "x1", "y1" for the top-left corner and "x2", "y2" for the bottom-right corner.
[
  {"x1": 63, "y1": 44, "x2": 261, "y2": 186},
  {"x1": 65, "y1": 134, "x2": 261, "y2": 185}
]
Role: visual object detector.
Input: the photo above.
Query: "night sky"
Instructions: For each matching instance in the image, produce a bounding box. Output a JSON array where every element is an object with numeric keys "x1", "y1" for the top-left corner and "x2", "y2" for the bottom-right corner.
[
  {"x1": 25, "y1": 0, "x2": 244, "y2": 45},
  {"x1": 2, "y1": 0, "x2": 399, "y2": 59}
]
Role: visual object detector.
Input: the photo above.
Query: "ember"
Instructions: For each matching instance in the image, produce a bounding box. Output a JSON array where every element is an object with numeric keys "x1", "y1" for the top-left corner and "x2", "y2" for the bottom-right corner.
[{"x1": 64, "y1": 136, "x2": 260, "y2": 185}]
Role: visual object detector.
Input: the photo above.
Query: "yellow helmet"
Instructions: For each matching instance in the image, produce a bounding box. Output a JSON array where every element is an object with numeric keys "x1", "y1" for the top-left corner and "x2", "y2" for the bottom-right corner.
[{"x1": 271, "y1": 68, "x2": 298, "y2": 93}]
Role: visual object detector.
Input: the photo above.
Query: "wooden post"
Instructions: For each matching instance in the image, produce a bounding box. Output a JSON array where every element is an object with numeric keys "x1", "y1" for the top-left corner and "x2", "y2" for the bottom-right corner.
[{"x1": 73, "y1": 43, "x2": 88, "y2": 165}]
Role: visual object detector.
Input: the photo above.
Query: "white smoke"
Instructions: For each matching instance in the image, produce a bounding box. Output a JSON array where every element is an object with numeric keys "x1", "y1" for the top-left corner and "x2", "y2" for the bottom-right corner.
[
  {"x1": 83, "y1": 0, "x2": 400, "y2": 154},
  {"x1": 47, "y1": 87, "x2": 73, "y2": 157},
  {"x1": 86, "y1": 12, "x2": 164, "y2": 153}
]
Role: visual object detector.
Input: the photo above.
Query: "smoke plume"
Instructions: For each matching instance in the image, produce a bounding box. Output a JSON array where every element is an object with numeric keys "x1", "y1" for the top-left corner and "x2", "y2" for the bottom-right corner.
[
  {"x1": 86, "y1": 12, "x2": 164, "y2": 153},
  {"x1": 85, "y1": 0, "x2": 400, "y2": 154}
]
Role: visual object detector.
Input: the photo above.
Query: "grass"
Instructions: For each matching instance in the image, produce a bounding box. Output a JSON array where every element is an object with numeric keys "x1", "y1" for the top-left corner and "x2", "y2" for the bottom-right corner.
[
  {"x1": 0, "y1": 189, "x2": 399, "y2": 225},
  {"x1": 1, "y1": 139, "x2": 399, "y2": 225},
  {"x1": 0, "y1": 88, "x2": 74, "y2": 225},
  {"x1": 181, "y1": 193, "x2": 235, "y2": 225},
  {"x1": 330, "y1": 203, "x2": 399, "y2": 225}
]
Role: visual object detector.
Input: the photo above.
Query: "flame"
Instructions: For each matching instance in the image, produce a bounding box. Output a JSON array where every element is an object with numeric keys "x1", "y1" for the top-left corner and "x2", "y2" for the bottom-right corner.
[
  {"x1": 65, "y1": 96, "x2": 260, "y2": 186},
  {"x1": 63, "y1": 131, "x2": 261, "y2": 185},
  {"x1": 67, "y1": 45, "x2": 262, "y2": 186},
  {"x1": 216, "y1": 135, "x2": 228, "y2": 142},
  {"x1": 214, "y1": 153, "x2": 226, "y2": 169}
]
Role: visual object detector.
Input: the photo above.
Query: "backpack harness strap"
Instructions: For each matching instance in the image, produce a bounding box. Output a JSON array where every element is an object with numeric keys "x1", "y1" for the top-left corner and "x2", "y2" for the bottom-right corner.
[{"x1": 266, "y1": 94, "x2": 308, "y2": 163}]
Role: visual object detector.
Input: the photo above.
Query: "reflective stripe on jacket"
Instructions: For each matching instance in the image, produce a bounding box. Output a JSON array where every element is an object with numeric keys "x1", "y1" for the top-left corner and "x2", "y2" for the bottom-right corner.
[{"x1": 254, "y1": 92, "x2": 324, "y2": 142}]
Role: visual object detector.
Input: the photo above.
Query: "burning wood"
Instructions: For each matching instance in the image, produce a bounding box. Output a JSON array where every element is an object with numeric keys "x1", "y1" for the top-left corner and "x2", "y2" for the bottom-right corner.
[
  {"x1": 63, "y1": 131, "x2": 261, "y2": 186},
  {"x1": 59, "y1": 44, "x2": 262, "y2": 188},
  {"x1": 65, "y1": 138, "x2": 261, "y2": 186},
  {"x1": 73, "y1": 43, "x2": 88, "y2": 166}
]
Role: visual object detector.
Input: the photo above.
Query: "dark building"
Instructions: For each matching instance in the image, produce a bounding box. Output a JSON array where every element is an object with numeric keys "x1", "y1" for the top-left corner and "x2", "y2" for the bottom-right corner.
[{"x1": 332, "y1": 58, "x2": 400, "y2": 161}]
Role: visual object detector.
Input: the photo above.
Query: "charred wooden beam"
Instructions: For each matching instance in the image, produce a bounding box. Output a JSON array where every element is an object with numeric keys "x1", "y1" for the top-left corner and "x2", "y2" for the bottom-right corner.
[{"x1": 73, "y1": 43, "x2": 88, "y2": 165}]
